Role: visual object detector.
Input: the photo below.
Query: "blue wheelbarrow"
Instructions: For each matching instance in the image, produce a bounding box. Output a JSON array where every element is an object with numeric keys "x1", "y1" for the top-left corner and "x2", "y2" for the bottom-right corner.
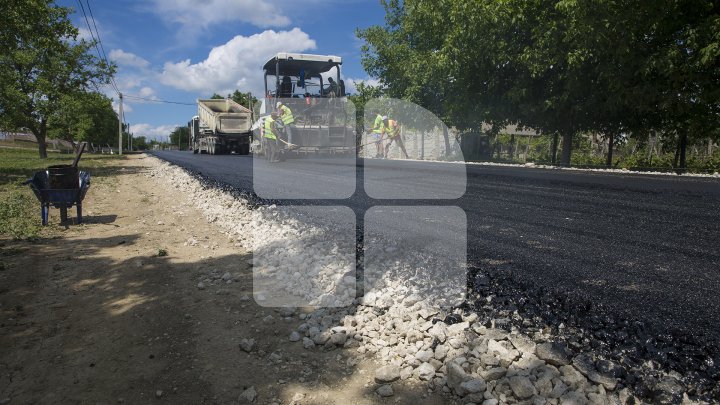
[{"x1": 26, "y1": 170, "x2": 91, "y2": 225}]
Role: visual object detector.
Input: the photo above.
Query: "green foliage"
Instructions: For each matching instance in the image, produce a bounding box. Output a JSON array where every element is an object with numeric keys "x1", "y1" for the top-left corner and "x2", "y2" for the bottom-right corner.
[
  {"x1": 47, "y1": 91, "x2": 119, "y2": 146},
  {"x1": 0, "y1": 0, "x2": 115, "y2": 158},
  {"x1": 229, "y1": 90, "x2": 258, "y2": 108},
  {"x1": 210, "y1": 90, "x2": 258, "y2": 108},
  {"x1": 0, "y1": 147, "x2": 123, "y2": 187},
  {"x1": 358, "y1": 0, "x2": 720, "y2": 168},
  {"x1": 0, "y1": 189, "x2": 41, "y2": 240},
  {"x1": 0, "y1": 147, "x2": 76, "y2": 184},
  {"x1": 169, "y1": 126, "x2": 190, "y2": 147},
  {"x1": 347, "y1": 81, "x2": 384, "y2": 135},
  {"x1": 0, "y1": 147, "x2": 123, "y2": 238},
  {"x1": 133, "y1": 136, "x2": 148, "y2": 150}
]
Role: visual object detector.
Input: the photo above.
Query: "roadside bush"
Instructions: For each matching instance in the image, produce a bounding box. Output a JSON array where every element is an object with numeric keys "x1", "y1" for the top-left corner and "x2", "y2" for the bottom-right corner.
[
  {"x1": 570, "y1": 154, "x2": 606, "y2": 167},
  {"x1": 0, "y1": 188, "x2": 41, "y2": 240}
]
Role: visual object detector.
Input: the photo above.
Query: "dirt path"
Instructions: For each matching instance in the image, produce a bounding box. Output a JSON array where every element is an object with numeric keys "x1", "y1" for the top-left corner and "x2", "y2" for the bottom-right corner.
[{"x1": 0, "y1": 155, "x2": 449, "y2": 404}]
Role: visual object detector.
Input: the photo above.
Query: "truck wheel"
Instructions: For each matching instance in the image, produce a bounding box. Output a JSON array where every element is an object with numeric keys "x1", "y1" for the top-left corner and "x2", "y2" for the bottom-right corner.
[
  {"x1": 239, "y1": 144, "x2": 249, "y2": 155},
  {"x1": 193, "y1": 147, "x2": 198, "y2": 154}
]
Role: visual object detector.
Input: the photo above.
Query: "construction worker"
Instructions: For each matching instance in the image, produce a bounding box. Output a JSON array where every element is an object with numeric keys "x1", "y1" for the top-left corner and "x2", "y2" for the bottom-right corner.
[
  {"x1": 276, "y1": 101, "x2": 295, "y2": 144},
  {"x1": 263, "y1": 112, "x2": 280, "y2": 163},
  {"x1": 384, "y1": 118, "x2": 410, "y2": 159},
  {"x1": 324, "y1": 77, "x2": 338, "y2": 97},
  {"x1": 368, "y1": 112, "x2": 385, "y2": 158}
]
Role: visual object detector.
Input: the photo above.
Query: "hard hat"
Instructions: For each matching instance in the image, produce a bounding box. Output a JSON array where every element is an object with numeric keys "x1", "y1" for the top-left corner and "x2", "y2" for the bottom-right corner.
[
  {"x1": 382, "y1": 115, "x2": 388, "y2": 120},
  {"x1": 276, "y1": 102, "x2": 282, "y2": 108}
]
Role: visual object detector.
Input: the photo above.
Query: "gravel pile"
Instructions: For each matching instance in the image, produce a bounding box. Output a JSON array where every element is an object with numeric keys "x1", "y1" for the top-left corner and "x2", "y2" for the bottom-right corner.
[{"x1": 147, "y1": 156, "x2": 717, "y2": 404}]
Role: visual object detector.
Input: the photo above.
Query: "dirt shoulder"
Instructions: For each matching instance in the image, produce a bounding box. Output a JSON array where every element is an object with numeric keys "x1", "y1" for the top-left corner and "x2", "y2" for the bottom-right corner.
[{"x1": 0, "y1": 154, "x2": 447, "y2": 404}]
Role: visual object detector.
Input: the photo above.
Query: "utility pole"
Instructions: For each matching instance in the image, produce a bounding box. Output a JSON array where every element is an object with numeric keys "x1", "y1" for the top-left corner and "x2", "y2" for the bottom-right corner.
[
  {"x1": 127, "y1": 122, "x2": 131, "y2": 151},
  {"x1": 118, "y1": 92, "x2": 123, "y2": 155}
]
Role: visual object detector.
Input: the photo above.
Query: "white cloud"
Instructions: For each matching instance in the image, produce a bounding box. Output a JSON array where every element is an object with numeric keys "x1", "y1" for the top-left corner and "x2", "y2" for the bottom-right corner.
[
  {"x1": 160, "y1": 28, "x2": 316, "y2": 95},
  {"x1": 109, "y1": 49, "x2": 150, "y2": 68},
  {"x1": 116, "y1": 75, "x2": 144, "y2": 90},
  {"x1": 130, "y1": 123, "x2": 180, "y2": 141},
  {"x1": 150, "y1": 0, "x2": 290, "y2": 33},
  {"x1": 344, "y1": 77, "x2": 382, "y2": 95},
  {"x1": 138, "y1": 87, "x2": 156, "y2": 98},
  {"x1": 112, "y1": 100, "x2": 133, "y2": 114},
  {"x1": 77, "y1": 27, "x2": 94, "y2": 42}
]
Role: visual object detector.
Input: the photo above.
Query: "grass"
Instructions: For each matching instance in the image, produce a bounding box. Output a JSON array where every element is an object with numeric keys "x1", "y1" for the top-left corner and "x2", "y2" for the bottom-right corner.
[
  {"x1": 0, "y1": 139, "x2": 73, "y2": 152},
  {"x1": 0, "y1": 147, "x2": 126, "y2": 240},
  {"x1": 0, "y1": 191, "x2": 42, "y2": 239},
  {"x1": 0, "y1": 147, "x2": 125, "y2": 185}
]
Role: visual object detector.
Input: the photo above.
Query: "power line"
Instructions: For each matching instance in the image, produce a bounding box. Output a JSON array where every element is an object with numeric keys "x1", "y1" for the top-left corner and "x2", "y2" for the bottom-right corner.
[
  {"x1": 85, "y1": 0, "x2": 111, "y2": 68},
  {"x1": 75, "y1": 1, "x2": 102, "y2": 68},
  {"x1": 76, "y1": 0, "x2": 119, "y2": 93},
  {"x1": 123, "y1": 94, "x2": 196, "y2": 106}
]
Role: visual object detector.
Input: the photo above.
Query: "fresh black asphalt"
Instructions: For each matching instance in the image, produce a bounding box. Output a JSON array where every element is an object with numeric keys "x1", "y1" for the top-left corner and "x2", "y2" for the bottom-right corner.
[{"x1": 152, "y1": 151, "x2": 720, "y2": 346}]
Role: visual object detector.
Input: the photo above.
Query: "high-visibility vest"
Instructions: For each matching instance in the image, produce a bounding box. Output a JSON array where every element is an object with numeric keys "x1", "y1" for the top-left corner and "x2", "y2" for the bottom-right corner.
[
  {"x1": 279, "y1": 105, "x2": 294, "y2": 125},
  {"x1": 372, "y1": 114, "x2": 384, "y2": 134},
  {"x1": 263, "y1": 116, "x2": 277, "y2": 140},
  {"x1": 328, "y1": 81, "x2": 338, "y2": 96},
  {"x1": 385, "y1": 119, "x2": 399, "y2": 138}
]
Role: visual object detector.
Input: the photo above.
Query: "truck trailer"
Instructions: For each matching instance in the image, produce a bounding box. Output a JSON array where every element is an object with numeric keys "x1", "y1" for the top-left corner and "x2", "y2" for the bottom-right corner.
[{"x1": 191, "y1": 98, "x2": 253, "y2": 155}]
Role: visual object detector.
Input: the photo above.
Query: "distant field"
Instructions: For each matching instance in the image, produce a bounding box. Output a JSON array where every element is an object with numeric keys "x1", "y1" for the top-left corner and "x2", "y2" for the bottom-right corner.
[{"x1": 0, "y1": 139, "x2": 74, "y2": 152}]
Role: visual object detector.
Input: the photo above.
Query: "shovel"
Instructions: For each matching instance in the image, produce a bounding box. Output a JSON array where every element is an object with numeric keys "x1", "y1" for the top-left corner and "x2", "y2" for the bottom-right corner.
[{"x1": 72, "y1": 142, "x2": 86, "y2": 168}]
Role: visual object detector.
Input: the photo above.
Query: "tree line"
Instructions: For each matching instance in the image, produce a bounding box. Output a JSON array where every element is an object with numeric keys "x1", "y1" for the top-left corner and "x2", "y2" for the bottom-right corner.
[{"x1": 357, "y1": 0, "x2": 720, "y2": 169}]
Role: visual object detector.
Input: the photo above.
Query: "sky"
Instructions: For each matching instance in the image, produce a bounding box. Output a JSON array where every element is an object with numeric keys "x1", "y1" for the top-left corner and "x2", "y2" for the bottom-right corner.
[{"x1": 60, "y1": 0, "x2": 386, "y2": 141}]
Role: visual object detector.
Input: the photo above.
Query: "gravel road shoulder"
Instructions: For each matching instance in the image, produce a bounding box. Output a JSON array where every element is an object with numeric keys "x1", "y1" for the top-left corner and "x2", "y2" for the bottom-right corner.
[{"x1": 0, "y1": 154, "x2": 446, "y2": 404}]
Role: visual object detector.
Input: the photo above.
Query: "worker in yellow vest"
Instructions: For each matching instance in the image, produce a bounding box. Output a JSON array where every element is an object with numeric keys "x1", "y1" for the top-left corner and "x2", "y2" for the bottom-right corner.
[
  {"x1": 368, "y1": 112, "x2": 386, "y2": 158},
  {"x1": 264, "y1": 112, "x2": 280, "y2": 163},
  {"x1": 276, "y1": 101, "x2": 295, "y2": 144},
  {"x1": 384, "y1": 118, "x2": 409, "y2": 159}
]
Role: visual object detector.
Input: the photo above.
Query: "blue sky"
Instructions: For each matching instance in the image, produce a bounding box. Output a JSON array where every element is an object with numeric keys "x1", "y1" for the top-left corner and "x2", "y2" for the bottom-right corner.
[{"x1": 60, "y1": 0, "x2": 385, "y2": 140}]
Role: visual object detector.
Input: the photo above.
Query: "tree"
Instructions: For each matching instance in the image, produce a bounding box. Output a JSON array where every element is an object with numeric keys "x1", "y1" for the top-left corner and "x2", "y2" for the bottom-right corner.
[
  {"x1": 229, "y1": 90, "x2": 258, "y2": 109},
  {"x1": 359, "y1": 4, "x2": 521, "y2": 123},
  {"x1": 0, "y1": 0, "x2": 115, "y2": 158},
  {"x1": 347, "y1": 81, "x2": 384, "y2": 136},
  {"x1": 357, "y1": 1, "x2": 460, "y2": 155},
  {"x1": 554, "y1": 0, "x2": 720, "y2": 170},
  {"x1": 48, "y1": 91, "x2": 118, "y2": 147},
  {"x1": 358, "y1": 0, "x2": 720, "y2": 168},
  {"x1": 210, "y1": 90, "x2": 258, "y2": 109},
  {"x1": 133, "y1": 136, "x2": 148, "y2": 150},
  {"x1": 169, "y1": 126, "x2": 190, "y2": 149}
]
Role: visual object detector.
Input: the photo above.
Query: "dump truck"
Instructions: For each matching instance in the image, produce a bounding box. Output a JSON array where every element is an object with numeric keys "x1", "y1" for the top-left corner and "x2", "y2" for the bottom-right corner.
[
  {"x1": 191, "y1": 98, "x2": 253, "y2": 155},
  {"x1": 252, "y1": 52, "x2": 355, "y2": 156}
]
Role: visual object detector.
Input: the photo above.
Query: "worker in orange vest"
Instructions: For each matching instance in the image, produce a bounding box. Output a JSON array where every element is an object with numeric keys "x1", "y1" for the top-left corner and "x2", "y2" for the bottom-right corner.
[{"x1": 384, "y1": 118, "x2": 409, "y2": 159}]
